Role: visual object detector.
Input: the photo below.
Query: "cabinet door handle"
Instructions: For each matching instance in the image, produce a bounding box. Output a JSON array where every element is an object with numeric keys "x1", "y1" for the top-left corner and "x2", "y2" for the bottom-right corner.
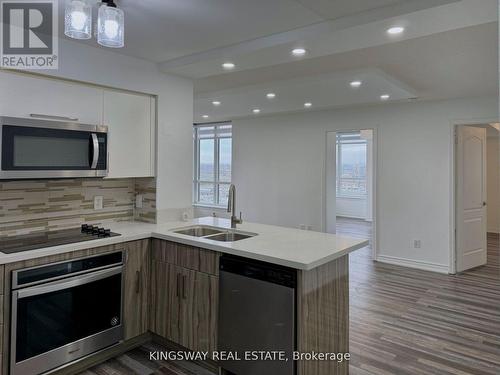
[
  {"x1": 176, "y1": 273, "x2": 181, "y2": 298},
  {"x1": 135, "y1": 270, "x2": 140, "y2": 294},
  {"x1": 182, "y1": 275, "x2": 187, "y2": 299}
]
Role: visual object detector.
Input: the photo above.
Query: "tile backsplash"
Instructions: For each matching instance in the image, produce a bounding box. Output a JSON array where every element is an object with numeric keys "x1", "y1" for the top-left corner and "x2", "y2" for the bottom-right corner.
[{"x1": 0, "y1": 177, "x2": 156, "y2": 237}]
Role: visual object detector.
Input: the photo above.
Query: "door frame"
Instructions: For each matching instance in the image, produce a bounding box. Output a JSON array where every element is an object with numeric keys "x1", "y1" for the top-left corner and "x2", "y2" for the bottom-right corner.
[
  {"x1": 450, "y1": 118, "x2": 498, "y2": 274},
  {"x1": 324, "y1": 127, "x2": 378, "y2": 260}
]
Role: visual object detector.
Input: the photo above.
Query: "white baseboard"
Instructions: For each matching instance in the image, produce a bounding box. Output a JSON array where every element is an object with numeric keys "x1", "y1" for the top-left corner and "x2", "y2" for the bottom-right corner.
[{"x1": 376, "y1": 255, "x2": 449, "y2": 274}]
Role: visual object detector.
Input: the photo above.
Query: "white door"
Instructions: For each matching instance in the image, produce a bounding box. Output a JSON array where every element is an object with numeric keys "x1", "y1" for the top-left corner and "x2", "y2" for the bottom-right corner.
[
  {"x1": 325, "y1": 132, "x2": 336, "y2": 233},
  {"x1": 456, "y1": 126, "x2": 487, "y2": 272}
]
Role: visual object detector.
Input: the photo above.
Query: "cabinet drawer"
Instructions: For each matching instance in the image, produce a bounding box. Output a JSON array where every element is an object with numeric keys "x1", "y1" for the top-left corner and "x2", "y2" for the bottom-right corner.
[{"x1": 152, "y1": 240, "x2": 219, "y2": 275}]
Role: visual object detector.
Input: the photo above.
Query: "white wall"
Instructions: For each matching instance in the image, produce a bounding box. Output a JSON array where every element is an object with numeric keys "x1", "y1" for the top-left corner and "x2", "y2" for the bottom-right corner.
[
  {"x1": 487, "y1": 135, "x2": 500, "y2": 233},
  {"x1": 336, "y1": 197, "x2": 367, "y2": 219},
  {"x1": 232, "y1": 97, "x2": 498, "y2": 273},
  {"x1": 33, "y1": 38, "x2": 194, "y2": 221}
]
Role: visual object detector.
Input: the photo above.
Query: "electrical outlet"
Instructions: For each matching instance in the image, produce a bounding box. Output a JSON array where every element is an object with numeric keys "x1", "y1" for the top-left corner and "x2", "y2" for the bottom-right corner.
[
  {"x1": 93, "y1": 196, "x2": 103, "y2": 210},
  {"x1": 135, "y1": 194, "x2": 144, "y2": 209},
  {"x1": 306, "y1": 225, "x2": 313, "y2": 231},
  {"x1": 413, "y1": 239, "x2": 422, "y2": 249},
  {"x1": 299, "y1": 224, "x2": 306, "y2": 230}
]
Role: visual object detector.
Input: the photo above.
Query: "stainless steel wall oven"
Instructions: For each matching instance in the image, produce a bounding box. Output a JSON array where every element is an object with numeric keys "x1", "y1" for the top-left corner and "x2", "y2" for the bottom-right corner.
[{"x1": 10, "y1": 252, "x2": 124, "y2": 375}]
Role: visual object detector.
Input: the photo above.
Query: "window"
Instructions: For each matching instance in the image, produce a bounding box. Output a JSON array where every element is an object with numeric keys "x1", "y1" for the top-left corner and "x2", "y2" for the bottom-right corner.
[
  {"x1": 336, "y1": 132, "x2": 367, "y2": 198},
  {"x1": 193, "y1": 123, "x2": 232, "y2": 207}
]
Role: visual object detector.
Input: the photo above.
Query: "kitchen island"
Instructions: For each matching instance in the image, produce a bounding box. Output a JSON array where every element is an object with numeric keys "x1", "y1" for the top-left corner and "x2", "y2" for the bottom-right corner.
[{"x1": 0, "y1": 218, "x2": 367, "y2": 375}]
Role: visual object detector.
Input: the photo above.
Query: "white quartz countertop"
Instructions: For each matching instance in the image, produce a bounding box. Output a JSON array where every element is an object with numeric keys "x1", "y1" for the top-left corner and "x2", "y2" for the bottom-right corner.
[{"x1": 0, "y1": 217, "x2": 368, "y2": 270}]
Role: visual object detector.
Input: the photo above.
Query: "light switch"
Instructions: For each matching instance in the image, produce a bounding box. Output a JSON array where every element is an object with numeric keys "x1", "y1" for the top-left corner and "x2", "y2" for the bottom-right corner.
[
  {"x1": 136, "y1": 194, "x2": 144, "y2": 208},
  {"x1": 94, "y1": 196, "x2": 103, "y2": 210}
]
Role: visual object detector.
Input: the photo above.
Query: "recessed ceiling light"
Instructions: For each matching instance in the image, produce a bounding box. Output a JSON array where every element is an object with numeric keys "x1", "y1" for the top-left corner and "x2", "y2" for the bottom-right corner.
[
  {"x1": 291, "y1": 48, "x2": 307, "y2": 56},
  {"x1": 350, "y1": 80, "x2": 362, "y2": 88},
  {"x1": 252, "y1": 108, "x2": 261, "y2": 114},
  {"x1": 202, "y1": 115, "x2": 209, "y2": 119},
  {"x1": 304, "y1": 102, "x2": 312, "y2": 108},
  {"x1": 266, "y1": 93, "x2": 276, "y2": 99},
  {"x1": 380, "y1": 94, "x2": 390, "y2": 100},
  {"x1": 222, "y1": 62, "x2": 235, "y2": 70},
  {"x1": 387, "y1": 26, "x2": 405, "y2": 35},
  {"x1": 212, "y1": 101, "x2": 221, "y2": 106}
]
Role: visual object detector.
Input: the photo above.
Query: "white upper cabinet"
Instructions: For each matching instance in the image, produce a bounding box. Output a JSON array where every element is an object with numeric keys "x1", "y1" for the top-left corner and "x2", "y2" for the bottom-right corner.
[
  {"x1": 0, "y1": 71, "x2": 102, "y2": 124},
  {"x1": 0, "y1": 71, "x2": 156, "y2": 179},
  {"x1": 103, "y1": 90, "x2": 155, "y2": 178}
]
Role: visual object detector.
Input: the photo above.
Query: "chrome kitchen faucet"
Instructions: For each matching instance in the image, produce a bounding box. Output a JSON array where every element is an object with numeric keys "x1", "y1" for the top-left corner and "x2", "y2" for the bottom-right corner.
[{"x1": 227, "y1": 184, "x2": 243, "y2": 228}]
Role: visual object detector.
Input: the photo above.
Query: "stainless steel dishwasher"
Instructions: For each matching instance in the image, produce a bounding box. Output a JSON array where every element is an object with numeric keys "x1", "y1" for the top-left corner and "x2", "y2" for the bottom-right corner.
[{"x1": 218, "y1": 255, "x2": 296, "y2": 375}]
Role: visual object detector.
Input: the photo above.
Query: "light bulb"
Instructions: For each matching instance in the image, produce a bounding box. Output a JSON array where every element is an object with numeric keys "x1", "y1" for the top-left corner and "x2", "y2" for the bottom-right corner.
[
  {"x1": 64, "y1": 0, "x2": 91, "y2": 39},
  {"x1": 104, "y1": 19, "x2": 119, "y2": 39},
  {"x1": 97, "y1": 4, "x2": 124, "y2": 48},
  {"x1": 71, "y1": 11, "x2": 87, "y2": 30}
]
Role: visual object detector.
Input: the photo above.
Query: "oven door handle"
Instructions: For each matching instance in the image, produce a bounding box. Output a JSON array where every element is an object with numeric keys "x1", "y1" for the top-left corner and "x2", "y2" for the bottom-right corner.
[{"x1": 15, "y1": 266, "x2": 122, "y2": 299}]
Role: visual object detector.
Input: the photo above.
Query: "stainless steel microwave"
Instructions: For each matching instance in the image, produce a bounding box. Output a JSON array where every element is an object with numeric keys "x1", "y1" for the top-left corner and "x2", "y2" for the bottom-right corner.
[{"x1": 0, "y1": 116, "x2": 108, "y2": 179}]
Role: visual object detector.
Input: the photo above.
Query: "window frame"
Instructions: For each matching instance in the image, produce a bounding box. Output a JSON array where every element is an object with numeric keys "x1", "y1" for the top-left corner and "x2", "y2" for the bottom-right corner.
[
  {"x1": 336, "y1": 132, "x2": 368, "y2": 199},
  {"x1": 193, "y1": 122, "x2": 232, "y2": 208}
]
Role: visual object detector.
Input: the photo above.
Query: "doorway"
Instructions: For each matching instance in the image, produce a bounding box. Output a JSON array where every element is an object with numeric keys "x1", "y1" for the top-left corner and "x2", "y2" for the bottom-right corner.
[
  {"x1": 325, "y1": 129, "x2": 376, "y2": 259},
  {"x1": 454, "y1": 123, "x2": 499, "y2": 273}
]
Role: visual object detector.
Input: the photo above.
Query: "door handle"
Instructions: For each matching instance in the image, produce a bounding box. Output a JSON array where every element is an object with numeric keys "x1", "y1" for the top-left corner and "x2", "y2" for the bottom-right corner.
[
  {"x1": 182, "y1": 275, "x2": 187, "y2": 299},
  {"x1": 483, "y1": 201, "x2": 487, "y2": 207},
  {"x1": 135, "y1": 270, "x2": 140, "y2": 294},
  {"x1": 17, "y1": 266, "x2": 122, "y2": 299},
  {"x1": 176, "y1": 273, "x2": 181, "y2": 298},
  {"x1": 90, "y1": 133, "x2": 99, "y2": 169}
]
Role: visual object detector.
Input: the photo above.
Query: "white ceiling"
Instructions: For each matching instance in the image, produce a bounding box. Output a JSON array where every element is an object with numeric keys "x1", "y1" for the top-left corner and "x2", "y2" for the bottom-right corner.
[
  {"x1": 60, "y1": 0, "x2": 498, "y2": 122},
  {"x1": 161, "y1": 0, "x2": 494, "y2": 78},
  {"x1": 294, "y1": 0, "x2": 412, "y2": 19},
  {"x1": 59, "y1": 0, "x2": 325, "y2": 62},
  {"x1": 194, "y1": 69, "x2": 417, "y2": 122}
]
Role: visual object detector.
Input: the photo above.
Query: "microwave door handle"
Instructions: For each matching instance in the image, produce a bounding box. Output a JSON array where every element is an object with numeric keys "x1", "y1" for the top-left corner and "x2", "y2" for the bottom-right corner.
[
  {"x1": 90, "y1": 133, "x2": 99, "y2": 169},
  {"x1": 15, "y1": 266, "x2": 122, "y2": 299}
]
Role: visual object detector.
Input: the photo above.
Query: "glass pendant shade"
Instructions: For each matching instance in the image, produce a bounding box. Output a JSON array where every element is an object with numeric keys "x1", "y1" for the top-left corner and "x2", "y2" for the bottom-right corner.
[
  {"x1": 64, "y1": 0, "x2": 92, "y2": 39},
  {"x1": 97, "y1": 4, "x2": 124, "y2": 48}
]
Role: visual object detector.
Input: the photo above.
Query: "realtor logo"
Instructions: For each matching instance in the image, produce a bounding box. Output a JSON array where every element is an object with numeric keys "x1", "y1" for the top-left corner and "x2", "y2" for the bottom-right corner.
[{"x1": 1, "y1": 0, "x2": 58, "y2": 69}]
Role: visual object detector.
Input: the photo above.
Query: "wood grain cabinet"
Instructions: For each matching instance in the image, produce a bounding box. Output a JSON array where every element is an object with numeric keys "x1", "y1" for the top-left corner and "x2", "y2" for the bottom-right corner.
[
  {"x1": 123, "y1": 240, "x2": 151, "y2": 340},
  {"x1": 150, "y1": 240, "x2": 219, "y2": 352}
]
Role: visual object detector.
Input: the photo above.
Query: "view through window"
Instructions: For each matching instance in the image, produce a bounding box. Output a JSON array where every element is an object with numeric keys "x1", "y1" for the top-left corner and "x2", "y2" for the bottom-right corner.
[
  {"x1": 193, "y1": 123, "x2": 232, "y2": 206},
  {"x1": 336, "y1": 132, "x2": 367, "y2": 197}
]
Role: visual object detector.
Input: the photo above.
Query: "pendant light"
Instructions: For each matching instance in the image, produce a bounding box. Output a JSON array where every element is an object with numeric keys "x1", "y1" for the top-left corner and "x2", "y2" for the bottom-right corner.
[
  {"x1": 64, "y1": 0, "x2": 125, "y2": 48},
  {"x1": 64, "y1": 0, "x2": 92, "y2": 40},
  {"x1": 97, "y1": 0, "x2": 124, "y2": 48}
]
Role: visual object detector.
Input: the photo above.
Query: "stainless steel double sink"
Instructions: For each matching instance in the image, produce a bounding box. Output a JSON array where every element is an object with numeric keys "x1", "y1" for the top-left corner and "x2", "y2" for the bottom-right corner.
[{"x1": 171, "y1": 225, "x2": 257, "y2": 242}]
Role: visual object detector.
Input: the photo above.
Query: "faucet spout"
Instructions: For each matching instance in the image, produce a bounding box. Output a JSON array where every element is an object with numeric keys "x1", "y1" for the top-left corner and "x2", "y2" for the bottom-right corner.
[{"x1": 227, "y1": 184, "x2": 242, "y2": 228}]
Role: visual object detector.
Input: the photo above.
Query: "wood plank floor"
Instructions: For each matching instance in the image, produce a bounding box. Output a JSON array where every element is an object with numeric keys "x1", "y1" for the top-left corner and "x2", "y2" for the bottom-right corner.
[
  {"x1": 338, "y1": 217, "x2": 500, "y2": 375},
  {"x1": 79, "y1": 341, "x2": 214, "y2": 375},
  {"x1": 80, "y1": 218, "x2": 500, "y2": 375}
]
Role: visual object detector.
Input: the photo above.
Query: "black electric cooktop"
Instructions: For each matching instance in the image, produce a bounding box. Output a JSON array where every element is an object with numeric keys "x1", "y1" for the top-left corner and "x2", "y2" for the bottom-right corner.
[{"x1": 0, "y1": 225, "x2": 121, "y2": 254}]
